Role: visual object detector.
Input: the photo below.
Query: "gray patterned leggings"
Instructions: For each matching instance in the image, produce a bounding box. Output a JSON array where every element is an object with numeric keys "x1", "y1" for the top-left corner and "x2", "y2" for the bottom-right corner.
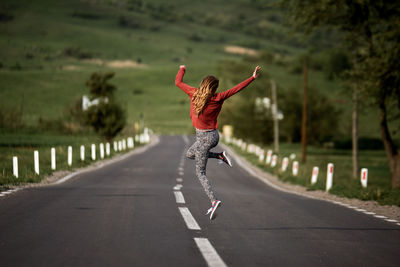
[{"x1": 186, "y1": 129, "x2": 220, "y2": 203}]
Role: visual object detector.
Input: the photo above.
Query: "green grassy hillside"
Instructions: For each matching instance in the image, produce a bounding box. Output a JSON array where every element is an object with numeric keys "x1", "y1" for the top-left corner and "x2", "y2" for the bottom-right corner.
[{"x1": 0, "y1": 0, "x2": 381, "y2": 136}]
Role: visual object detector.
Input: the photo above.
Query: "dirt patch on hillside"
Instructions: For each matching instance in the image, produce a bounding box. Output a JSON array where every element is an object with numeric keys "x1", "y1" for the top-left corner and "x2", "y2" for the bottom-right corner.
[
  {"x1": 107, "y1": 60, "x2": 147, "y2": 68},
  {"x1": 83, "y1": 58, "x2": 147, "y2": 68},
  {"x1": 62, "y1": 65, "x2": 81, "y2": 71},
  {"x1": 225, "y1": 45, "x2": 259, "y2": 57}
]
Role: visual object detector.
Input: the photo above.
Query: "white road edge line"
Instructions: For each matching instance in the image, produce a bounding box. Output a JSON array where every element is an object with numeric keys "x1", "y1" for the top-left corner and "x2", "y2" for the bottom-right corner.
[
  {"x1": 178, "y1": 207, "x2": 201, "y2": 230},
  {"x1": 220, "y1": 143, "x2": 400, "y2": 226},
  {"x1": 176, "y1": 178, "x2": 183, "y2": 183},
  {"x1": 182, "y1": 135, "x2": 189, "y2": 144},
  {"x1": 55, "y1": 136, "x2": 160, "y2": 185},
  {"x1": 174, "y1": 191, "x2": 185, "y2": 204},
  {"x1": 194, "y1": 237, "x2": 227, "y2": 267}
]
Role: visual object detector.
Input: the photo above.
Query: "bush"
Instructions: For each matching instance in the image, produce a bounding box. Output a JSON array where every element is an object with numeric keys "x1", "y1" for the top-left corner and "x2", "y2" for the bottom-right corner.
[
  {"x1": 118, "y1": 16, "x2": 142, "y2": 29},
  {"x1": 334, "y1": 137, "x2": 385, "y2": 150},
  {"x1": 81, "y1": 72, "x2": 126, "y2": 140},
  {"x1": 71, "y1": 11, "x2": 102, "y2": 20},
  {"x1": 63, "y1": 46, "x2": 92, "y2": 59},
  {"x1": 0, "y1": 12, "x2": 14, "y2": 23},
  {"x1": 324, "y1": 49, "x2": 351, "y2": 80},
  {"x1": 0, "y1": 105, "x2": 23, "y2": 130},
  {"x1": 83, "y1": 102, "x2": 126, "y2": 140}
]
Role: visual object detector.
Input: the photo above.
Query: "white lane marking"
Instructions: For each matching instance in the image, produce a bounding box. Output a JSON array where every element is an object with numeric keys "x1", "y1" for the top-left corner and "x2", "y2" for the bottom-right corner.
[
  {"x1": 194, "y1": 238, "x2": 227, "y2": 267},
  {"x1": 182, "y1": 135, "x2": 189, "y2": 144},
  {"x1": 174, "y1": 191, "x2": 185, "y2": 204},
  {"x1": 176, "y1": 178, "x2": 183, "y2": 183},
  {"x1": 173, "y1": 184, "x2": 183, "y2": 191},
  {"x1": 179, "y1": 207, "x2": 201, "y2": 230},
  {"x1": 385, "y1": 219, "x2": 398, "y2": 223},
  {"x1": 178, "y1": 167, "x2": 184, "y2": 172},
  {"x1": 178, "y1": 171, "x2": 184, "y2": 176}
]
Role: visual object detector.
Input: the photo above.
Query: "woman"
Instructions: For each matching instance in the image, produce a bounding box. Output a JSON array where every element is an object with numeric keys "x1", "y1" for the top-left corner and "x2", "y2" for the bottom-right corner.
[{"x1": 175, "y1": 65, "x2": 261, "y2": 220}]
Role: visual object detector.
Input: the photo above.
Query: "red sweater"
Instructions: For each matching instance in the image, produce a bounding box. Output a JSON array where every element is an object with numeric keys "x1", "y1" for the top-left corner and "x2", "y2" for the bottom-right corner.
[{"x1": 175, "y1": 68, "x2": 255, "y2": 130}]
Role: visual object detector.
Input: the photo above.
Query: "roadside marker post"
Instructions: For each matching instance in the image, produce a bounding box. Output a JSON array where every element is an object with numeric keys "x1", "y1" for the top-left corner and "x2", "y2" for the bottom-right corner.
[
  {"x1": 118, "y1": 141, "x2": 122, "y2": 151},
  {"x1": 13, "y1": 156, "x2": 18, "y2": 178},
  {"x1": 34, "y1": 150, "x2": 39, "y2": 175},
  {"x1": 271, "y1": 155, "x2": 277, "y2": 167},
  {"x1": 122, "y1": 139, "x2": 126, "y2": 150},
  {"x1": 266, "y1": 150, "x2": 272, "y2": 164},
  {"x1": 361, "y1": 168, "x2": 368, "y2": 188},
  {"x1": 127, "y1": 137, "x2": 134, "y2": 149},
  {"x1": 51, "y1": 148, "x2": 56, "y2": 170},
  {"x1": 292, "y1": 161, "x2": 299, "y2": 176},
  {"x1": 91, "y1": 144, "x2": 96, "y2": 160},
  {"x1": 281, "y1": 157, "x2": 289, "y2": 172},
  {"x1": 100, "y1": 143, "x2": 104, "y2": 159},
  {"x1": 80, "y1": 145, "x2": 85, "y2": 161},
  {"x1": 326, "y1": 163, "x2": 334, "y2": 191},
  {"x1": 259, "y1": 150, "x2": 265, "y2": 162},
  {"x1": 311, "y1": 166, "x2": 319, "y2": 184},
  {"x1": 106, "y1": 143, "x2": 110, "y2": 156},
  {"x1": 68, "y1": 146, "x2": 72, "y2": 166},
  {"x1": 113, "y1": 141, "x2": 118, "y2": 152}
]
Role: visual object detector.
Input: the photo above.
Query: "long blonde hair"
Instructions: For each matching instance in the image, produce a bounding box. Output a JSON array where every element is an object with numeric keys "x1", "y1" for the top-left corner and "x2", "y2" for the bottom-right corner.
[{"x1": 192, "y1": 76, "x2": 219, "y2": 116}]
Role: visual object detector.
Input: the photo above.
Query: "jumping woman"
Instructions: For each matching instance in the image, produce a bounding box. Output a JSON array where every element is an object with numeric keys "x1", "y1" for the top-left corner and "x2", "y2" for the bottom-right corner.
[{"x1": 175, "y1": 65, "x2": 261, "y2": 220}]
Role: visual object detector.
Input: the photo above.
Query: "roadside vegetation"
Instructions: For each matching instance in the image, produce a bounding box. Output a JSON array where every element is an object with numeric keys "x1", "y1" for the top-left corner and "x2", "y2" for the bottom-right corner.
[{"x1": 228, "y1": 141, "x2": 400, "y2": 206}]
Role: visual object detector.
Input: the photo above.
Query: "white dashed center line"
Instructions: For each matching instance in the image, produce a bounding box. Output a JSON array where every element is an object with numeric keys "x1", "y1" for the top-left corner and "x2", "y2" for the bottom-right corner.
[
  {"x1": 194, "y1": 238, "x2": 227, "y2": 267},
  {"x1": 178, "y1": 207, "x2": 201, "y2": 230},
  {"x1": 174, "y1": 191, "x2": 185, "y2": 204}
]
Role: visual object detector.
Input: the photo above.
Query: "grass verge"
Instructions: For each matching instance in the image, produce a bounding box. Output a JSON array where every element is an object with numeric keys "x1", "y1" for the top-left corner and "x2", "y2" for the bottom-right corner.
[
  {"x1": 225, "y1": 139, "x2": 400, "y2": 207},
  {"x1": 0, "y1": 132, "x2": 144, "y2": 190}
]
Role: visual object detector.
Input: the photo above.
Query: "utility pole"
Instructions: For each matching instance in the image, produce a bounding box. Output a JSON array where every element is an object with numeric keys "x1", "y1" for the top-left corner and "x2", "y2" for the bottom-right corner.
[
  {"x1": 301, "y1": 57, "x2": 308, "y2": 163},
  {"x1": 352, "y1": 84, "x2": 359, "y2": 179},
  {"x1": 271, "y1": 79, "x2": 279, "y2": 153}
]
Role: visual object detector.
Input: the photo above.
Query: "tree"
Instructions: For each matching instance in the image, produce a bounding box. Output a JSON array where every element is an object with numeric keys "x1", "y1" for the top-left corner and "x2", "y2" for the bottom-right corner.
[
  {"x1": 83, "y1": 72, "x2": 126, "y2": 140},
  {"x1": 281, "y1": 0, "x2": 400, "y2": 188}
]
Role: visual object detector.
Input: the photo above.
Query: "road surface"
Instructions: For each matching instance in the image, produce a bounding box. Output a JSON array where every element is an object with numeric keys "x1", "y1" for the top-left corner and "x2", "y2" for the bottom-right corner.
[{"x1": 1, "y1": 135, "x2": 399, "y2": 267}]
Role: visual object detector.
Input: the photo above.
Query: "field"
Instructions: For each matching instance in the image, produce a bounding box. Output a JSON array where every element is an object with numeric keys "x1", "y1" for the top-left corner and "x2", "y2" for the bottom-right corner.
[{"x1": 0, "y1": 0, "x2": 397, "y2": 203}]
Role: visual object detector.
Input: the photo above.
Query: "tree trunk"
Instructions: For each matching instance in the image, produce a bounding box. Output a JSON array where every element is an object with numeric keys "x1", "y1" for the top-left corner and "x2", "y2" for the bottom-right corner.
[
  {"x1": 271, "y1": 80, "x2": 279, "y2": 153},
  {"x1": 301, "y1": 57, "x2": 308, "y2": 163},
  {"x1": 352, "y1": 85, "x2": 359, "y2": 179},
  {"x1": 379, "y1": 96, "x2": 400, "y2": 188}
]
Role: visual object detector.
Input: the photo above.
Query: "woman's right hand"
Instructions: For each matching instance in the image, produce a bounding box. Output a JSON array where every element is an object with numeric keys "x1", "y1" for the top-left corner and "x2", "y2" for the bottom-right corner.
[
  {"x1": 253, "y1": 66, "x2": 261, "y2": 78},
  {"x1": 180, "y1": 65, "x2": 186, "y2": 70}
]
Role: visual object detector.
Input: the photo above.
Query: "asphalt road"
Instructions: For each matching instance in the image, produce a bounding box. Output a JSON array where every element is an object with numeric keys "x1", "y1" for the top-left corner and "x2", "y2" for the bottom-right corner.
[{"x1": 1, "y1": 135, "x2": 399, "y2": 267}]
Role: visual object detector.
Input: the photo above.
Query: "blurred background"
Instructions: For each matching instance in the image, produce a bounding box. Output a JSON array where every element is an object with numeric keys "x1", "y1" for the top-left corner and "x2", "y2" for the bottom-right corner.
[{"x1": 1, "y1": 0, "x2": 399, "y2": 203}]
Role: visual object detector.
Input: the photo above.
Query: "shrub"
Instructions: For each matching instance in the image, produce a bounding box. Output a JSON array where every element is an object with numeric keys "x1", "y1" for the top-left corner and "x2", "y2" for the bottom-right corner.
[
  {"x1": 0, "y1": 105, "x2": 23, "y2": 130},
  {"x1": 81, "y1": 72, "x2": 126, "y2": 140},
  {"x1": 63, "y1": 46, "x2": 92, "y2": 59},
  {"x1": 0, "y1": 12, "x2": 14, "y2": 23}
]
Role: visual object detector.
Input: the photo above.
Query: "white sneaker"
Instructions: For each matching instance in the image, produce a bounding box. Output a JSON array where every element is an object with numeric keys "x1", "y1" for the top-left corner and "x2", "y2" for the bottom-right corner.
[
  {"x1": 206, "y1": 200, "x2": 222, "y2": 220},
  {"x1": 218, "y1": 151, "x2": 232, "y2": 167}
]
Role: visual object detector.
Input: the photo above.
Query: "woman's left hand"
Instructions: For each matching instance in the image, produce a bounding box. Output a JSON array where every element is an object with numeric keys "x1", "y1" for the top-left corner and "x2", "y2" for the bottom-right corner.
[{"x1": 253, "y1": 66, "x2": 261, "y2": 78}]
